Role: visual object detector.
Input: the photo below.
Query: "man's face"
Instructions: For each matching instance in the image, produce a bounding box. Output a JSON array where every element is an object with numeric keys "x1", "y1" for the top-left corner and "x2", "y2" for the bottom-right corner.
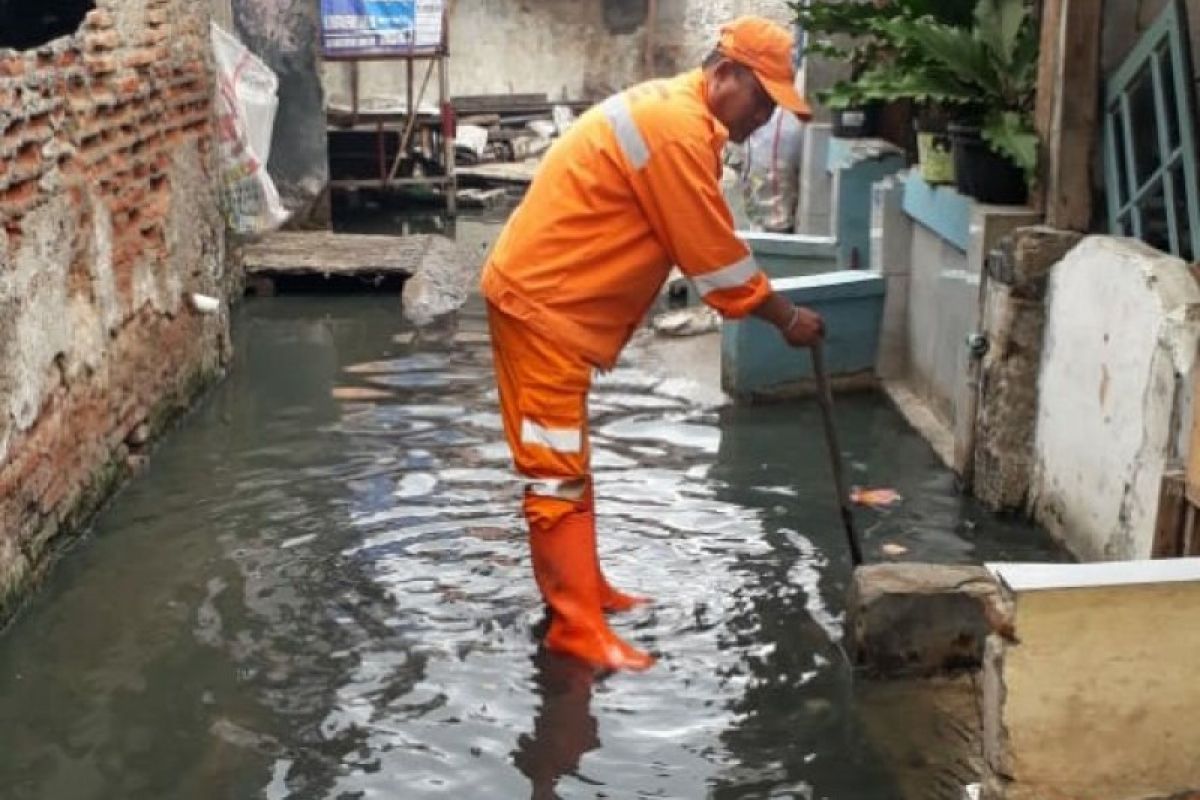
[{"x1": 707, "y1": 60, "x2": 777, "y2": 143}]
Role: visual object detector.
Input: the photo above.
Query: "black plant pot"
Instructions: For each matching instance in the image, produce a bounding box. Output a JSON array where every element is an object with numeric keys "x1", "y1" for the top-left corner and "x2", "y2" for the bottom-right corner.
[
  {"x1": 948, "y1": 124, "x2": 1028, "y2": 205},
  {"x1": 832, "y1": 105, "x2": 880, "y2": 139}
]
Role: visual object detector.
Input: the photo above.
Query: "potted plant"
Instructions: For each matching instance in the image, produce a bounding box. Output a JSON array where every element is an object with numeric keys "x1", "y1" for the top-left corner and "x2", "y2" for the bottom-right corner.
[
  {"x1": 791, "y1": 0, "x2": 887, "y2": 138},
  {"x1": 853, "y1": 0, "x2": 1039, "y2": 203},
  {"x1": 791, "y1": 0, "x2": 975, "y2": 141}
]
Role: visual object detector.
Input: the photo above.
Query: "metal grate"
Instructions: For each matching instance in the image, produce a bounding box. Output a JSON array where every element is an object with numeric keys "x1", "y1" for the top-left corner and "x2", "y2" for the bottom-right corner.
[{"x1": 1103, "y1": 0, "x2": 1200, "y2": 262}]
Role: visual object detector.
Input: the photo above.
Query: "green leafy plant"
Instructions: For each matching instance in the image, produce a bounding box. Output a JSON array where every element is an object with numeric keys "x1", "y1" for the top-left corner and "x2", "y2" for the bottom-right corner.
[
  {"x1": 789, "y1": 0, "x2": 975, "y2": 110},
  {"x1": 795, "y1": 0, "x2": 1039, "y2": 176}
]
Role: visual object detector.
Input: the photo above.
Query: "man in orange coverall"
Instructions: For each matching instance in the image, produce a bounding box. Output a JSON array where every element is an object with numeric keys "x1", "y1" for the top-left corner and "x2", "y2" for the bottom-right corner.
[{"x1": 482, "y1": 16, "x2": 825, "y2": 672}]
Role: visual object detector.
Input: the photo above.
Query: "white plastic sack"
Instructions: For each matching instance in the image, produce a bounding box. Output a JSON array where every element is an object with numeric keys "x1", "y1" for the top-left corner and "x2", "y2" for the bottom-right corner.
[
  {"x1": 456, "y1": 124, "x2": 489, "y2": 158},
  {"x1": 740, "y1": 108, "x2": 804, "y2": 233},
  {"x1": 211, "y1": 23, "x2": 290, "y2": 236}
]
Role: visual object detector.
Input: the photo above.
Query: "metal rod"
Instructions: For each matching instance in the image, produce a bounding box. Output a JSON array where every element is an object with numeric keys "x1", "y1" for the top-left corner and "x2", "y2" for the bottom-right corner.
[{"x1": 810, "y1": 342, "x2": 864, "y2": 567}]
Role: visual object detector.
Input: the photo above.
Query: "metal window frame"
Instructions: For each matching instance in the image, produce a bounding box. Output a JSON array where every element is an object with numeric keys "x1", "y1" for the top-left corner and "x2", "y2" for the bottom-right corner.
[{"x1": 1104, "y1": 0, "x2": 1200, "y2": 260}]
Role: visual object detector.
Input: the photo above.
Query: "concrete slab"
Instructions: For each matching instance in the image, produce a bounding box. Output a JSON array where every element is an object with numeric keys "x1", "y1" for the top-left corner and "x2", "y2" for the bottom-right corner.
[
  {"x1": 242, "y1": 231, "x2": 446, "y2": 278},
  {"x1": 982, "y1": 573, "x2": 1200, "y2": 799}
]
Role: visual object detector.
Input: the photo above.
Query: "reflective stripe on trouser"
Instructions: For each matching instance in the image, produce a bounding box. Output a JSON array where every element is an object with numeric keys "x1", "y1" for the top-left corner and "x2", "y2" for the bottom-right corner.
[{"x1": 487, "y1": 302, "x2": 592, "y2": 524}]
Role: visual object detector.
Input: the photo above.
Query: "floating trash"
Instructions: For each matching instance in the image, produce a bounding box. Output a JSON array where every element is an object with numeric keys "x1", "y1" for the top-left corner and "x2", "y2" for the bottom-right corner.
[{"x1": 849, "y1": 487, "x2": 903, "y2": 509}]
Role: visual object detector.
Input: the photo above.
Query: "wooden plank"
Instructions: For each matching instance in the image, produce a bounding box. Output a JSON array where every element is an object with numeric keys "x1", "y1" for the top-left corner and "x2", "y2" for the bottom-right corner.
[
  {"x1": 1034, "y1": 0, "x2": 1103, "y2": 231},
  {"x1": 456, "y1": 160, "x2": 541, "y2": 185},
  {"x1": 241, "y1": 232, "x2": 438, "y2": 276},
  {"x1": 329, "y1": 177, "x2": 453, "y2": 190},
  {"x1": 1184, "y1": 505, "x2": 1200, "y2": 556},
  {"x1": 1186, "y1": 306, "x2": 1200, "y2": 506},
  {"x1": 1152, "y1": 470, "x2": 1188, "y2": 558}
]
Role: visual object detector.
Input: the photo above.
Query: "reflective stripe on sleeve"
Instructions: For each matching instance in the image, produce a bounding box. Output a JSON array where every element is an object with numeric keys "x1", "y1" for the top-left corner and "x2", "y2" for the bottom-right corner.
[
  {"x1": 601, "y1": 94, "x2": 650, "y2": 170},
  {"x1": 690, "y1": 255, "x2": 760, "y2": 297},
  {"x1": 521, "y1": 419, "x2": 583, "y2": 454}
]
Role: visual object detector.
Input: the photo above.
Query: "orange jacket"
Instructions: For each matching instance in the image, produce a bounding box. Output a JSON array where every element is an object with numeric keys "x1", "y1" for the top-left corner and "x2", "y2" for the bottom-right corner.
[{"x1": 481, "y1": 69, "x2": 771, "y2": 370}]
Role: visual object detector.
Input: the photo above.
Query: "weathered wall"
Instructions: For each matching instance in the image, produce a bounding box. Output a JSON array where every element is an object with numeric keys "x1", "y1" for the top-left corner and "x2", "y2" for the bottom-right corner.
[
  {"x1": 1030, "y1": 237, "x2": 1200, "y2": 561},
  {"x1": 322, "y1": 0, "x2": 795, "y2": 107},
  {"x1": 973, "y1": 227, "x2": 1083, "y2": 513},
  {"x1": 983, "y1": 566, "x2": 1200, "y2": 800},
  {"x1": 0, "y1": 0, "x2": 229, "y2": 624},
  {"x1": 234, "y1": 0, "x2": 330, "y2": 226}
]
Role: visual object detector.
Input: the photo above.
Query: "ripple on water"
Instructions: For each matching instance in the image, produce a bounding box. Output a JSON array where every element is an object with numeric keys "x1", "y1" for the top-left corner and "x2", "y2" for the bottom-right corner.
[{"x1": 0, "y1": 297, "x2": 1063, "y2": 800}]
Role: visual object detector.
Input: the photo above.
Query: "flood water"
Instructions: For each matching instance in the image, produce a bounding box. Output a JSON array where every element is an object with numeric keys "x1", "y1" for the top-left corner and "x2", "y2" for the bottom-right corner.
[{"x1": 0, "y1": 210, "x2": 1066, "y2": 800}]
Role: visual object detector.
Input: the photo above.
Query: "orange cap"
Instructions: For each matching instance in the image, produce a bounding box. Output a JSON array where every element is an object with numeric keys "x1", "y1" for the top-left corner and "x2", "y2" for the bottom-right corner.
[{"x1": 718, "y1": 16, "x2": 812, "y2": 119}]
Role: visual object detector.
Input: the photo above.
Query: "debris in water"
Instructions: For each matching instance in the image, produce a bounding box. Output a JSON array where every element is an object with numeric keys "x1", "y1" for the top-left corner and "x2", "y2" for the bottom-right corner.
[
  {"x1": 344, "y1": 359, "x2": 404, "y2": 374},
  {"x1": 850, "y1": 487, "x2": 902, "y2": 509},
  {"x1": 332, "y1": 386, "x2": 396, "y2": 401},
  {"x1": 395, "y1": 472, "x2": 438, "y2": 498},
  {"x1": 880, "y1": 542, "x2": 909, "y2": 557}
]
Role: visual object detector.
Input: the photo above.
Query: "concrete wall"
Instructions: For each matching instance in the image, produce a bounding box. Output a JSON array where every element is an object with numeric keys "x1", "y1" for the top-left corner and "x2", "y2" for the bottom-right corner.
[
  {"x1": 1030, "y1": 237, "x2": 1200, "y2": 561},
  {"x1": 0, "y1": 0, "x2": 229, "y2": 624},
  {"x1": 872, "y1": 173, "x2": 1038, "y2": 466},
  {"x1": 322, "y1": 0, "x2": 795, "y2": 106}
]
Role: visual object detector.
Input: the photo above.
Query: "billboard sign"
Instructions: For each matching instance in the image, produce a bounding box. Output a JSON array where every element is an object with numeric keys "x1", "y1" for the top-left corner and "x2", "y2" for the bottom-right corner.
[{"x1": 321, "y1": 0, "x2": 445, "y2": 57}]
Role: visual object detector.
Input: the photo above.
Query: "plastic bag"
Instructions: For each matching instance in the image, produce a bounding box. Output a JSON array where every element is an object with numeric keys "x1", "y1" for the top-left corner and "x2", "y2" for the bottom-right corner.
[
  {"x1": 211, "y1": 23, "x2": 290, "y2": 236},
  {"x1": 740, "y1": 108, "x2": 803, "y2": 233}
]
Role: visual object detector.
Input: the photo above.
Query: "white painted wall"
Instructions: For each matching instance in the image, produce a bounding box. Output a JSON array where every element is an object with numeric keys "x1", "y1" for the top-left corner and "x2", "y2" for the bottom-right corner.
[
  {"x1": 321, "y1": 0, "x2": 795, "y2": 107},
  {"x1": 1031, "y1": 237, "x2": 1200, "y2": 560}
]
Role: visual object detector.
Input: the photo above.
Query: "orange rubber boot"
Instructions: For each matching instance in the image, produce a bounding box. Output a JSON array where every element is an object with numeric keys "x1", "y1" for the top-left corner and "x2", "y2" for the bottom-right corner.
[
  {"x1": 579, "y1": 487, "x2": 651, "y2": 614},
  {"x1": 528, "y1": 506, "x2": 655, "y2": 672}
]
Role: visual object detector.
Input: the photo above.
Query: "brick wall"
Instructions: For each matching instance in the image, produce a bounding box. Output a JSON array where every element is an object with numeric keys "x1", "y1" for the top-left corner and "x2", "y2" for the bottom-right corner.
[{"x1": 0, "y1": 0, "x2": 230, "y2": 625}]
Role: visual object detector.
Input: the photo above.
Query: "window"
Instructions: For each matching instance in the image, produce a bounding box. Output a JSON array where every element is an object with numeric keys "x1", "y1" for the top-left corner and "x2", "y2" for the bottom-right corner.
[{"x1": 1103, "y1": 0, "x2": 1200, "y2": 261}]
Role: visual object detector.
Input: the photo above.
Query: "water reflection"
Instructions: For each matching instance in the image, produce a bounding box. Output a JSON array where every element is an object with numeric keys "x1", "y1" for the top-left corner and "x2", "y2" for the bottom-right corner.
[{"x1": 512, "y1": 650, "x2": 601, "y2": 800}]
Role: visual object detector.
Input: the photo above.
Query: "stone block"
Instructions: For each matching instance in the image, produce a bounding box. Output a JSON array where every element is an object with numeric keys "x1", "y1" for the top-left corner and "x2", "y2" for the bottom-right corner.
[
  {"x1": 986, "y1": 225, "x2": 1084, "y2": 300},
  {"x1": 966, "y1": 206, "x2": 1042, "y2": 281},
  {"x1": 846, "y1": 563, "x2": 1010, "y2": 676},
  {"x1": 974, "y1": 281, "x2": 1049, "y2": 511},
  {"x1": 721, "y1": 271, "x2": 885, "y2": 400}
]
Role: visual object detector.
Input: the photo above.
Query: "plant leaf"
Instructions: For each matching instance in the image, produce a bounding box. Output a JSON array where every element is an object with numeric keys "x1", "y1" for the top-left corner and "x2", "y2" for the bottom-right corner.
[
  {"x1": 881, "y1": 17, "x2": 1004, "y2": 97},
  {"x1": 982, "y1": 110, "x2": 1038, "y2": 175}
]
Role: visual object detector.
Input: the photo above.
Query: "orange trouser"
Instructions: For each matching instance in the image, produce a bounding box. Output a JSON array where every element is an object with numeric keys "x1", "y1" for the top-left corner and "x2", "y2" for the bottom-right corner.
[{"x1": 487, "y1": 303, "x2": 654, "y2": 671}]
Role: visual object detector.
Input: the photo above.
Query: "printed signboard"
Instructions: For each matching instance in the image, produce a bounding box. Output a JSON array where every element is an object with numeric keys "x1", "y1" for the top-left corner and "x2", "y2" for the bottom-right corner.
[{"x1": 321, "y1": 0, "x2": 445, "y2": 57}]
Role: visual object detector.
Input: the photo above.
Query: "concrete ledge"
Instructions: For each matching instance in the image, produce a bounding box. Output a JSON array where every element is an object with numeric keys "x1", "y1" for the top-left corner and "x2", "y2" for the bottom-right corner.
[
  {"x1": 902, "y1": 171, "x2": 973, "y2": 251},
  {"x1": 981, "y1": 558, "x2": 1200, "y2": 799},
  {"x1": 847, "y1": 563, "x2": 1011, "y2": 677},
  {"x1": 738, "y1": 230, "x2": 838, "y2": 279},
  {"x1": 722, "y1": 271, "x2": 884, "y2": 401}
]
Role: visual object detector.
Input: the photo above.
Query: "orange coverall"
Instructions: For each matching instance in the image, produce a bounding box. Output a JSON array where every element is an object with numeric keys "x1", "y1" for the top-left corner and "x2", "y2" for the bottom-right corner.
[{"x1": 483, "y1": 68, "x2": 773, "y2": 671}]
